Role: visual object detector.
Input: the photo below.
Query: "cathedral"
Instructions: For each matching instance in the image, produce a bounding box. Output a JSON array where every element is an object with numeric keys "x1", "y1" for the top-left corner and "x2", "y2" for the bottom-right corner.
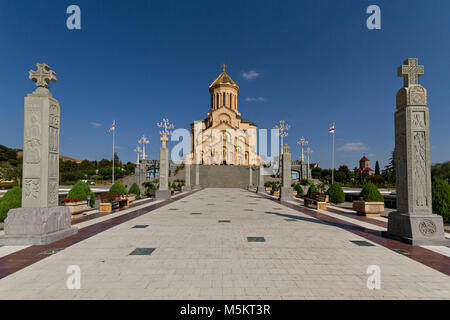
[{"x1": 190, "y1": 65, "x2": 258, "y2": 165}]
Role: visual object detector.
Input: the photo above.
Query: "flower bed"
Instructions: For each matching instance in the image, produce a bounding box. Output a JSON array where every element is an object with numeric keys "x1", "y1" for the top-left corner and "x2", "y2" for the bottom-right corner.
[{"x1": 62, "y1": 197, "x2": 89, "y2": 214}]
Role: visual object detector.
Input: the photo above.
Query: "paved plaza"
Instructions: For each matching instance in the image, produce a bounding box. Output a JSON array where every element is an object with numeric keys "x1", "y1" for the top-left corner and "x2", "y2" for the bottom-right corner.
[{"x1": 0, "y1": 188, "x2": 449, "y2": 300}]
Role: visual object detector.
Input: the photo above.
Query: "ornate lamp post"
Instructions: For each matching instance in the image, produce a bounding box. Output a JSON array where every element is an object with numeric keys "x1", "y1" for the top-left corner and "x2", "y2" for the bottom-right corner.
[
  {"x1": 305, "y1": 147, "x2": 312, "y2": 179},
  {"x1": 133, "y1": 145, "x2": 142, "y2": 165},
  {"x1": 273, "y1": 120, "x2": 290, "y2": 177},
  {"x1": 297, "y1": 137, "x2": 308, "y2": 163},
  {"x1": 157, "y1": 118, "x2": 174, "y2": 147},
  {"x1": 138, "y1": 136, "x2": 150, "y2": 160}
]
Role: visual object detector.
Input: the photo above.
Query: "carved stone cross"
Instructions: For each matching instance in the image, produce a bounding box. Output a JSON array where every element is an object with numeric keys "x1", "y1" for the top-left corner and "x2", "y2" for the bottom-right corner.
[
  {"x1": 398, "y1": 58, "x2": 424, "y2": 88},
  {"x1": 29, "y1": 64, "x2": 57, "y2": 88}
]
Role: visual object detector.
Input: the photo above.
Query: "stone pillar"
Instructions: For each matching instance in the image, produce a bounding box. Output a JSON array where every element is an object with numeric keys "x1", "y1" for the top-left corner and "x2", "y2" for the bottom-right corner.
[
  {"x1": 257, "y1": 163, "x2": 265, "y2": 193},
  {"x1": 0, "y1": 64, "x2": 77, "y2": 245},
  {"x1": 155, "y1": 146, "x2": 171, "y2": 199},
  {"x1": 184, "y1": 155, "x2": 192, "y2": 192},
  {"x1": 194, "y1": 153, "x2": 200, "y2": 190},
  {"x1": 247, "y1": 166, "x2": 253, "y2": 189},
  {"x1": 386, "y1": 58, "x2": 448, "y2": 245},
  {"x1": 280, "y1": 144, "x2": 293, "y2": 201}
]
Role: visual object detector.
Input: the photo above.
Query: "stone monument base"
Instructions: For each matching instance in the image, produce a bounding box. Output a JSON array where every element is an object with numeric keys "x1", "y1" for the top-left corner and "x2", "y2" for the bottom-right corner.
[
  {"x1": 183, "y1": 186, "x2": 192, "y2": 192},
  {"x1": 280, "y1": 187, "x2": 293, "y2": 201},
  {"x1": 384, "y1": 212, "x2": 449, "y2": 246},
  {"x1": 155, "y1": 190, "x2": 171, "y2": 200},
  {"x1": 194, "y1": 184, "x2": 201, "y2": 189},
  {"x1": 257, "y1": 186, "x2": 266, "y2": 194},
  {"x1": 0, "y1": 207, "x2": 78, "y2": 246}
]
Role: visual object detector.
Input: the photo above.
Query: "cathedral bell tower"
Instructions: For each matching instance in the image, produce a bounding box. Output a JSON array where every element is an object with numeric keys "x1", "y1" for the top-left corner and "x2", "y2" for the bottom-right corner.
[{"x1": 208, "y1": 65, "x2": 240, "y2": 126}]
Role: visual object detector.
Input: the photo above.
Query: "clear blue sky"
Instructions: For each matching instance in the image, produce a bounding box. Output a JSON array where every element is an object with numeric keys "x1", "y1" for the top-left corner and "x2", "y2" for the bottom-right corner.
[{"x1": 0, "y1": 0, "x2": 449, "y2": 170}]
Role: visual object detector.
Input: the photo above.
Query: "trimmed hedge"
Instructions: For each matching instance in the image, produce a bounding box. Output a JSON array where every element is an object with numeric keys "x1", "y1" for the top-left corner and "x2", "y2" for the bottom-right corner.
[
  {"x1": 109, "y1": 181, "x2": 127, "y2": 194},
  {"x1": 359, "y1": 183, "x2": 384, "y2": 202},
  {"x1": 307, "y1": 184, "x2": 319, "y2": 197},
  {"x1": 293, "y1": 183, "x2": 304, "y2": 197},
  {"x1": 67, "y1": 181, "x2": 95, "y2": 207},
  {"x1": 129, "y1": 183, "x2": 140, "y2": 197},
  {"x1": 0, "y1": 187, "x2": 21, "y2": 222},
  {"x1": 327, "y1": 183, "x2": 345, "y2": 204},
  {"x1": 432, "y1": 179, "x2": 450, "y2": 223}
]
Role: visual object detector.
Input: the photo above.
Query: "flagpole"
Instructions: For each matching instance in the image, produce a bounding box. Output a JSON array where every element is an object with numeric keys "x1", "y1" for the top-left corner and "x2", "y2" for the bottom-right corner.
[
  {"x1": 331, "y1": 122, "x2": 335, "y2": 185},
  {"x1": 112, "y1": 121, "x2": 115, "y2": 185}
]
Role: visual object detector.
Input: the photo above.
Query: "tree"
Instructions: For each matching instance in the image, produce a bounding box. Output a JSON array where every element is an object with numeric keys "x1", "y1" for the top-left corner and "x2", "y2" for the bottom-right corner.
[
  {"x1": 431, "y1": 161, "x2": 450, "y2": 183},
  {"x1": 382, "y1": 149, "x2": 395, "y2": 184},
  {"x1": 375, "y1": 161, "x2": 380, "y2": 175},
  {"x1": 311, "y1": 167, "x2": 322, "y2": 179},
  {"x1": 432, "y1": 179, "x2": 450, "y2": 223}
]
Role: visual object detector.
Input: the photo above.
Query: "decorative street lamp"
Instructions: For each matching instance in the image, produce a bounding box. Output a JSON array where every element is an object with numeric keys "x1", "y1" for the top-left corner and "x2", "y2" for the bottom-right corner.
[
  {"x1": 138, "y1": 136, "x2": 150, "y2": 160},
  {"x1": 133, "y1": 145, "x2": 142, "y2": 165},
  {"x1": 273, "y1": 120, "x2": 290, "y2": 177},
  {"x1": 157, "y1": 118, "x2": 174, "y2": 147},
  {"x1": 297, "y1": 137, "x2": 309, "y2": 163}
]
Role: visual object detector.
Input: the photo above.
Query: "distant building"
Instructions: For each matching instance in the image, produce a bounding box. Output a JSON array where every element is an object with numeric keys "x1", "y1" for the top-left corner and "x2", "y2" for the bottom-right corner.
[{"x1": 355, "y1": 156, "x2": 374, "y2": 176}]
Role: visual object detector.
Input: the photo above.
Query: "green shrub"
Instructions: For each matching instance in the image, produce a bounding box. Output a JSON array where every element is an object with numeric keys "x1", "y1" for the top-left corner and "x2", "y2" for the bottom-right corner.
[
  {"x1": 67, "y1": 181, "x2": 95, "y2": 207},
  {"x1": 327, "y1": 183, "x2": 345, "y2": 204},
  {"x1": 300, "y1": 179, "x2": 310, "y2": 186},
  {"x1": 68, "y1": 181, "x2": 89, "y2": 200},
  {"x1": 307, "y1": 184, "x2": 319, "y2": 197},
  {"x1": 109, "y1": 181, "x2": 127, "y2": 194},
  {"x1": 293, "y1": 183, "x2": 304, "y2": 197},
  {"x1": 432, "y1": 179, "x2": 450, "y2": 223},
  {"x1": 129, "y1": 183, "x2": 140, "y2": 196},
  {"x1": 360, "y1": 183, "x2": 384, "y2": 202},
  {"x1": 0, "y1": 187, "x2": 22, "y2": 222}
]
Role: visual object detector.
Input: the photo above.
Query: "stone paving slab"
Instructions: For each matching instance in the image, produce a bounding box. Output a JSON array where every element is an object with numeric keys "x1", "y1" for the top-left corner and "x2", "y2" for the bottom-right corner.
[{"x1": 0, "y1": 188, "x2": 449, "y2": 299}]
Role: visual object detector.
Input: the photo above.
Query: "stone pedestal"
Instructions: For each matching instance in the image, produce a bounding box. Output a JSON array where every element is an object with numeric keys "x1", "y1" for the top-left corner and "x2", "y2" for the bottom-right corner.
[
  {"x1": 155, "y1": 190, "x2": 171, "y2": 200},
  {"x1": 248, "y1": 166, "x2": 253, "y2": 189},
  {"x1": 257, "y1": 165, "x2": 265, "y2": 194},
  {"x1": 299, "y1": 162, "x2": 311, "y2": 180},
  {"x1": 279, "y1": 144, "x2": 293, "y2": 201},
  {"x1": 156, "y1": 146, "x2": 171, "y2": 200},
  {"x1": 194, "y1": 163, "x2": 200, "y2": 189},
  {"x1": 385, "y1": 58, "x2": 448, "y2": 246},
  {"x1": 386, "y1": 212, "x2": 447, "y2": 245},
  {"x1": 0, "y1": 207, "x2": 77, "y2": 245},
  {"x1": 0, "y1": 64, "x2": 77, "y2": 245},
  {"x1": 184, "y1": 156, "x2": 192, "y2": 192}
]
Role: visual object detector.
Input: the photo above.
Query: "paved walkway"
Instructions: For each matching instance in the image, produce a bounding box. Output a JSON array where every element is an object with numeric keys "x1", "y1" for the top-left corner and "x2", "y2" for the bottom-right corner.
[{"x1": 0, "y1": 188, "x2": 449, "y2": 299}]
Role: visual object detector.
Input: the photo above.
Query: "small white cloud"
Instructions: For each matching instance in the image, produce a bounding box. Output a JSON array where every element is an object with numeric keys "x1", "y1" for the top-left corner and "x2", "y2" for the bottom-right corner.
[
  {"x1": 90, "y1": 122, "x2": 102, "y2": 127},
  {"x1": 338, "y1": 142, "x2": 368, "y2": 152},
  {"x1": 245, "y1": 97, "x2": 265, "y2": 102},
  {"x1": 242, "y1": 70, "x2": 260, "y2": 80}
]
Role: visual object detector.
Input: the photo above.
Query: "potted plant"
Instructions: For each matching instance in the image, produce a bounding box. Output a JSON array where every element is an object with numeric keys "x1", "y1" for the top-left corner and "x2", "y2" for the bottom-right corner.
[
  {"x1": 64, "y1": 181, "x2": 95, "y2": 214},
  {"x1": 62, "y1": 197, "x2": 89, "y2": 214},
  {"x1": 327, "y1": 183, "x2": 345, "y2": 204},
  {"x1": 352, "y1": 183, "x2": 385, "y2": 216}
]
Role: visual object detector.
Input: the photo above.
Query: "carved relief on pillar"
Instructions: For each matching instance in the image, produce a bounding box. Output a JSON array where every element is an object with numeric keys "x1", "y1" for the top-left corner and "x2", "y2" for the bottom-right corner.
[
  {"x1": 412, "y1": 111, "x2": 426, "y2": 129},
  {"x1": 408, "y1": 85, "x2": 427, "y2": 106},
  {"x1": 24, "y1": 110, "x2": 42, "y2": 165},
  {"x1": 49, "y1": 104, "x2": 60, "y2": 128},
  {"x1": 24, "y1": 178, "x2": 40, "y2": 200},
  {"x1": 48, "y1": 153, "x2": 58, "y2": 178},
  {"x1": 48, "y1": 179, "x2": 59, "y2": 207},
  {"x1": 413, "y1": 131, "x2": 428, "y2": 208},
  {"x1": 49, "y1": 127, "x2": 59, "y2": 153}
]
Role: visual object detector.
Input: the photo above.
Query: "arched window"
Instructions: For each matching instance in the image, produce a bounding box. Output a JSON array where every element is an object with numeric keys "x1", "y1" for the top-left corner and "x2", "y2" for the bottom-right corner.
[{"x1": 223, "y1": 93, "x2": 225, "y2": 107}]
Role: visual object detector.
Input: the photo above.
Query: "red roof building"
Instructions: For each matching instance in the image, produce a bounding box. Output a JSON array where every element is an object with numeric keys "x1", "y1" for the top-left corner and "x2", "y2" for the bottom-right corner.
[{"x1": 355, "y1": 155, "x2": 375, "y2": 176}]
